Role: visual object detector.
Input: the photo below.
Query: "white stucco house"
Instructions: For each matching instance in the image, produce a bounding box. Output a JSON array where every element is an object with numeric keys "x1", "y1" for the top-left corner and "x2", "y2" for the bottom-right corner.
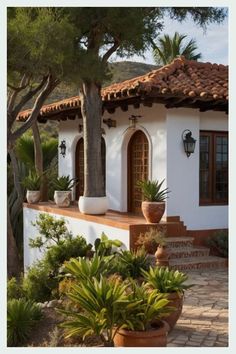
[{"x1": 19, "y1": 57, "x2": 228, "y2": 269}]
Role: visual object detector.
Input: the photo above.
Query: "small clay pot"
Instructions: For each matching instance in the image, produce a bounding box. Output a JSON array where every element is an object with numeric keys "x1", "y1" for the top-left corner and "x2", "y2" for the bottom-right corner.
[
  {"x1": 155, "y1": 245, "x2": 169, "y2": 266},
  {"x1": 141, "y1": 201, "x2": 165, "y2": 223},
  {"x1": 54, "y1": 191, "x2": 71, "y2": 207},
  {"x1": 26, "y1": 190, "x2": 40, "y2": 204}
]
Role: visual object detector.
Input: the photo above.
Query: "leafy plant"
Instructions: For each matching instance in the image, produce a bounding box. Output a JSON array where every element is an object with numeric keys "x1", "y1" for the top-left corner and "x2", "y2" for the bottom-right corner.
[
  {"x1": 135, "y1": 228, "x2": 166, "y2": 254},
  {"x1": 7, "y1": 276, "x2": 24, "y2": 300},
  {"x1": 137, "y1": 179, "x2": 170, "y2": 202},
  {"x1": 63, "y1": 255, "x2": 112, "y2": 281},
  {"x1": 206, "y1": 230, "x2": 228, "y2": 257},
  {"x1": 22, "y1": 170, "x2": 42, "y2": 190},
  {"x1": 22, "y1": 261, "x2": 58, "y2": 302},
  {"x1": 94, "y1": 232, "x2": 123, "y2": 256},
  {"x1": 59, "y1": 276, "x2": 132, "y2": 347},
  {"x1": 123, "y1": 280, "x2": 171, "y2": 331},
  {"x1": 52, "y1": 175, "x2": 78, "y2": 191},
  {"x1": 29, "y1": 214, "x2": 71, "y2": 249},
  {"x1": 7, "y1": 298, "x2": 42, "y2": 346},
  {"x1": 114, "y1": 248, "x2": 151, "y2": 279},
  {"x1": 142, "y1": 266, "x2": 192, "y2": 294},
  {"x1": 44, "y1": 235, "x2": 92, "y2": 272}
]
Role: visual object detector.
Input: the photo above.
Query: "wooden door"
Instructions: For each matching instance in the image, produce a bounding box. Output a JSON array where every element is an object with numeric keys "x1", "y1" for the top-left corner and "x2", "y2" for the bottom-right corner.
[
  {"x1": 128, "y1": 130, "x2": 149, "y2": 213},
  {"x1": 75, "y1": 137, "x2": 106, "y2": 200},
  {"x1": 75, "y1": 138, "x2": 84, "y2": 199}
]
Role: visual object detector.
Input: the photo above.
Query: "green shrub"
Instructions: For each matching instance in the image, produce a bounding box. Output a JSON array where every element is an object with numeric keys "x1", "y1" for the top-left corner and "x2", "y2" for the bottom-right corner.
[
  {"x1": 22, "y1": 261, "x2": 58, "y2": 302},
  {"x1": 44, "y1": 235, "x2": 92, "y2": 272},
  {"x1": 7, "y1": 298, "x2": 42, "y2": 346},
  {"x1": 7, "y1": 277, "x2": 24, "y2": 300},
  {"x1": 94, "y1": 232, "x2": 123, "y2": 256},
  {"x1": 29, "y1": 213, "x2": 71, "y2": 249},
  {"x1": 114, "y1": 249, "x2": 151, "y2": 279},
  {"x1": 207, "y1": 230, "x2": 228, "y2": 257}
]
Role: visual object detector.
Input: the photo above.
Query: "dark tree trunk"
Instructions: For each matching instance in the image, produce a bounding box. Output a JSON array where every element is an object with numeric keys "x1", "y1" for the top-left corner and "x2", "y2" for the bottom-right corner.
[
  {"x1": 7, "y1": 202, "x2": 20, "y2": 278},
  {"x1": 80, "y1": 81, "x2": 105, "y2": 197}
]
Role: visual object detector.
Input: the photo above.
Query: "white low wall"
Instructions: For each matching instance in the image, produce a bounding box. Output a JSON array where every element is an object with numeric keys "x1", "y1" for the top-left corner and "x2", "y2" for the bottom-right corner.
[{"x1": 23, "y1": 207, "x2": 129, "y2": 270}]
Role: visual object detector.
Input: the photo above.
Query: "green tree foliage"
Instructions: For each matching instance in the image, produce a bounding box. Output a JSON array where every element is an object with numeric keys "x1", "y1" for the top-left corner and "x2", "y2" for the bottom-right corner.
[{"x1": 153, "y1": 32, "x2": 202, "y2": 65}]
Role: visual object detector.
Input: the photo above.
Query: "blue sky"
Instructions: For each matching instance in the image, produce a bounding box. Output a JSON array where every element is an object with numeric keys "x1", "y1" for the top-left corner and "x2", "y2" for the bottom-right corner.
[{"x1": 112, "y1": 13, "x2": 228, "y2": 65}]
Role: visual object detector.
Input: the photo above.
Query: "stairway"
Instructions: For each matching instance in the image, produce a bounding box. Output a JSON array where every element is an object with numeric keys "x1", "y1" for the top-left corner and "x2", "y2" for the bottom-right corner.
[{"x1": 166, "y1": 236, "x2": 226, "y2": 271}]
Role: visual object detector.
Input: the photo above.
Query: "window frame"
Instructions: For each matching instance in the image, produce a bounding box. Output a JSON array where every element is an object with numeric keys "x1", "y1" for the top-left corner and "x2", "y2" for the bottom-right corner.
[{"x1": 199, "y1": 130, "x2": 228, "y2": 206}]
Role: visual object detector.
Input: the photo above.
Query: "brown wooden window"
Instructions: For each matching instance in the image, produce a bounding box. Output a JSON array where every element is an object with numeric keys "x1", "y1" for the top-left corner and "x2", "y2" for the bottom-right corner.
[{"x1": 200, "y1": 131, "x2": 228, "y2": 205}]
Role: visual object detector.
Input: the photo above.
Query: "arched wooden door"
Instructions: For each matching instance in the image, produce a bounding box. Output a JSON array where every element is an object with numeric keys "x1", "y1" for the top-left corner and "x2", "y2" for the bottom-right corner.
[
  {"x1": 128, "y1": 130, "x2": 149, "y2": 213},
  {"x1": 75, "y1": 137, "x2": 106, "y2": 200}
]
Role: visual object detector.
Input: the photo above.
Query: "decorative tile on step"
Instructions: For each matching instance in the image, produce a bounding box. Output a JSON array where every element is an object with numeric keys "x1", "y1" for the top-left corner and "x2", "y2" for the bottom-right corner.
[
  {"x1": 169, "y1": 256, "x2": 226, "y2": 271},
  {"x1": 168, "y1": 246, "x2": 210, "y2": 259}
]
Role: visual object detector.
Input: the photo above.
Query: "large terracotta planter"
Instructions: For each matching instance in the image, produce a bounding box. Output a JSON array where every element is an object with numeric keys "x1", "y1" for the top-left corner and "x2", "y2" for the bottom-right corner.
[
  {"x1": 164, "y1": 293, "x2": 184, "y2": 331},
  {"x1": 141, "y1": 201, "x2": 165, "y2": 223},
  {"x1": 54, "y1": 191, "x2": 71, "y2": 207},
  {"x1": 26, "y1": 190, "x2": 40, "y2": 204},
  {"x1": 113, "y1": 320, "x2": 169, "y2": 347}
]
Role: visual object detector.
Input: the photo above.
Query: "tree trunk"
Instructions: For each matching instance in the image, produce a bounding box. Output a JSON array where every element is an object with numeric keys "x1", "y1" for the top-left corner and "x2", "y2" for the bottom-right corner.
[
  {"x1": 7, "y1": 201, "x2": 20, "y2": 278},
  {"x1": 80, "y1": 81, "x2": 105, "y2": 197},
  {"x1": 31, "y1": 122, "x2": 48, "y2": 200}
]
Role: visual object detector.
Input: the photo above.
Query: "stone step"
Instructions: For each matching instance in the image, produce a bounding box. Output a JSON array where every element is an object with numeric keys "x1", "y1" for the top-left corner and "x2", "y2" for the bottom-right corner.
[
  {"x1": 169, "y1": 256, "x2": 227, "y2": 271},
  {"x1": 166, "y1": 236, "x2": 194, "y2": 249},
  {"x1": 168, "y1": 246, "x2": 210, "y2": 259}
]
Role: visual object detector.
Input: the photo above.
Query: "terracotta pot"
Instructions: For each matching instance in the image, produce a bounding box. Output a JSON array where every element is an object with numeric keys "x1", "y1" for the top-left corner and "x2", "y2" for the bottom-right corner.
[
  {"x1": 26, "y1": 190, "x2": 40, "y2": 204},
  {"x1": 141, "y1": 201, "x2": 165, "y2": 223},
  {"x1": 54, "y1": 191, "x2": 71, "y2": 207},
  {"x1": 164, "y1": 293, "x2": 184, "y2": 331},
  {"x1": 113, "y1": 320, "x2": 169, "y2": 347},
  {"x1": 155, "y1": 245, "x2": 169, "y2": 266}
]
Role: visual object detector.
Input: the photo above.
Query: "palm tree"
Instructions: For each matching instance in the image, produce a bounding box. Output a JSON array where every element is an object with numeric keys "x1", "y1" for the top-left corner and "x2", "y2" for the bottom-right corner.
[{"x1": 153, "y1": 32, "x2": 202, "y2": 65}]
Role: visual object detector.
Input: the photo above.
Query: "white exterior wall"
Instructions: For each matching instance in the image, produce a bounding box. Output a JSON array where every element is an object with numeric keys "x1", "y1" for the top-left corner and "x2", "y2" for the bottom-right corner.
[
  {"x1": 166, "y1": 108, "x2": 228, "y2": 229},
  {"x1": 58, "y1": 105, "x2": 228, "y2": 230},
  {"x1": 23, "y1": 207, "x2": 129, "y2": 270}
]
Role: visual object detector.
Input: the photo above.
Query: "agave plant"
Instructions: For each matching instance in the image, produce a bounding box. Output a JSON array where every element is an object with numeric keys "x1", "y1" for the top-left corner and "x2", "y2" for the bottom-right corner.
[
  {"x1": 21, "y1": 170, "x2": 42, "y2": 190},
  {"x1": 142, "y1": 266, "x2": 193, "y2": 294},
  {"x1": 114, "y1": 248, "x2": 151, "y2": 279},
  {"x1": 7, "y1": 298, "x2": 42, "y2": 346},
  {"x1": 52, "y1": 175, "x2": 78, "y2": 191},
  {"x1": 62, "y1": 255, "x2": 113, "y2": 281},
  {"x1": 137, "y1": 179, "x2": 170, "y2": 202},
  {"x1": 59, "y1": 276, "x2": 132, "y2": 346},
  {"x1": 94, "y1": 232, "x2": 123, "y2": 256}
]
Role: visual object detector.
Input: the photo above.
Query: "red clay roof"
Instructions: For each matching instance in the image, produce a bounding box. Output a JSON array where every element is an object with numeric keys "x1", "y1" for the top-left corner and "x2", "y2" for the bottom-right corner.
[{"x1": 18, "y1": 56, "x2": 228, "y2": 121}]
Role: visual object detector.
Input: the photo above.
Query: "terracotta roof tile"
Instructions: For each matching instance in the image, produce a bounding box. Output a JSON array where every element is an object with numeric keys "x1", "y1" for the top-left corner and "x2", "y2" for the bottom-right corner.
[{"x1": 18, "y1": 56, "x2": 228, "y2": 121}]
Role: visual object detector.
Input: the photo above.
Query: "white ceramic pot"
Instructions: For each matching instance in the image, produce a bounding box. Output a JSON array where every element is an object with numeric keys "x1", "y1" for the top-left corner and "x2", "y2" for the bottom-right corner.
[
  {"x1": 78, "y1": 196, "x2": 108, "y2": 215},
  {"x1": 54, "y1": 191, "x2": 71, "y2": 208},
  {"x1": 26, "y1": 190, "x2": 41, "y2": 204}
]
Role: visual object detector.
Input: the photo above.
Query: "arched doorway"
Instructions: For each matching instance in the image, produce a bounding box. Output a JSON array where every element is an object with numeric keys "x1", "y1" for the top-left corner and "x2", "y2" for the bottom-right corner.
[
  {"x1": 75, "y1": 137, "x2": 106, "y2": 200},
  {"x1": 127, "y1": 130, "x2": 149, "y2": 213}
]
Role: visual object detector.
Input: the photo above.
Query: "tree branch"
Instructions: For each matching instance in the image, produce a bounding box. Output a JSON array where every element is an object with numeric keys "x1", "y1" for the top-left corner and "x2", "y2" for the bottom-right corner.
[
  {"x1": 10, "y1": 75, "x2": 60, "y2": 144},
  {"x1": 101, "y1": 38, "x2": 120, "y2": 64}
]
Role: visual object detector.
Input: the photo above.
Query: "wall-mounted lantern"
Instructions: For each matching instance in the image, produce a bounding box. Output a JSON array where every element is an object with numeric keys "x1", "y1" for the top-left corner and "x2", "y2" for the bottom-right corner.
[
  {"x1": 182, "y1": 129, "x2": 196, "y2": 157},
  {"x1": 103, "y1": 118, "x2": 116, "y2": 128},
  {"x1": 59, "y1": 140, "x2": 66, "y2": 158},
  {"x1": 129, "y1": 115, "x2": 142, "y2": 129}
]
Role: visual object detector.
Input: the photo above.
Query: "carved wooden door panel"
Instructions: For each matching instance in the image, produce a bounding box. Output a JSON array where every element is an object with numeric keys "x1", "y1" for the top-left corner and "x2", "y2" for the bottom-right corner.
[{"x1": 128, "y1": 130, "x2": 149, "y2": 213}]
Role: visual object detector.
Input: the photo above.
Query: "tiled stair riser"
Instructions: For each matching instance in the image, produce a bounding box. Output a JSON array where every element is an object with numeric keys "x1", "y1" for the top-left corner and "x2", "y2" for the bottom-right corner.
[{"x1": 169, "y1": 248, "x2": 209, "y2": 259}]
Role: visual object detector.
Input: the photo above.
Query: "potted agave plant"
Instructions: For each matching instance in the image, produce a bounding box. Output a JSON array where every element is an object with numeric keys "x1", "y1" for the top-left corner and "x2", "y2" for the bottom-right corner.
[
  {"x1": 137, "y1": 179, "x2": 170, "y2": 223},
  {"x1": 142, "y1": 266, "x2": 193, "y2": 331},
  {"x1": 60, "y1": 275, "x2": 172, "y2": 347},
  {"x1": 52, "y1": 175, "x2": 78, "y2": 207},
  {"x1": 22, "y1": 170, "x2": 42, "y2": 204}
]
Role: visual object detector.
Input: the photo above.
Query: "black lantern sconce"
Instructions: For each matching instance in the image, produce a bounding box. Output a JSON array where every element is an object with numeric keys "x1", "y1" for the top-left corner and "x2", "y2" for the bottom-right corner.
[
  {"x1": 182, "y1": 129, "x2": 196, "y2": 157},
  {"x1": 103, "y1": 118, "x2": 116, "y2": 128},
  {"x1": 129, "y1": 115, "x2": 142, "y2": 129},
  {"x1": 59, "y1": 140, "x2": 66, "y2": 158}
]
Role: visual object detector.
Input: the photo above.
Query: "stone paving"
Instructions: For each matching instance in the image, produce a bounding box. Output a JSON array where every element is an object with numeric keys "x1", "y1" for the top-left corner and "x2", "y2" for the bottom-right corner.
[{"x1": 167, "y1": 268, "x2": 228, "y2": 347}]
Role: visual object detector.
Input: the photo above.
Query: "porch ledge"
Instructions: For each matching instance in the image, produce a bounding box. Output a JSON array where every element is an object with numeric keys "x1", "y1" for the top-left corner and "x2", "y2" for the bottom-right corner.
[{"x1": 23, "y1": 202, "x2": 148, "y2": 230}]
